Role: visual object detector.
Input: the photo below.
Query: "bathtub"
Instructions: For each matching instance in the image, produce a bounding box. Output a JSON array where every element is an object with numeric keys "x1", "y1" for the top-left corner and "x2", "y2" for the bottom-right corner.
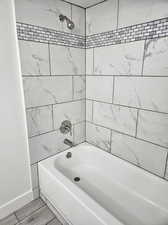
[{"x1": 38, "y1": 143, "x2": 168, "y2": 225}]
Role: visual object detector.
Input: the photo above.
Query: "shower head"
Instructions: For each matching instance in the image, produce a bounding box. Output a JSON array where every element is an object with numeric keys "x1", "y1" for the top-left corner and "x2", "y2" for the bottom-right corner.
[{"x1": 59, "y1": 14, "x2": 75, "y2": 30}]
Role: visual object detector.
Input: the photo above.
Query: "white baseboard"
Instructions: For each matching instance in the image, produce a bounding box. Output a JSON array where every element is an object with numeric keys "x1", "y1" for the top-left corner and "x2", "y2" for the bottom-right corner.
[{"x1": 0, "y1": 189, "x2": 33, "y2": 220}]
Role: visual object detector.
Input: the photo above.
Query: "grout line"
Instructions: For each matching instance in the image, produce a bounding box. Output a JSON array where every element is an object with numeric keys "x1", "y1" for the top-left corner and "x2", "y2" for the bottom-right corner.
[
  {"x1": 141, "y1": 39, "x2": 146, "y2": 76},
  {"x1": 112, "y1": 76, "x2": 115, "y2": 103},
  {"x1": 86, "y1": 98, "x2": 168, "y2": 115},
  {"x1": 51, "y1": 104, "x2": 54, "y2": 130},
  {"x1": 93, "y1": 48, "x2": 95, "y2": 74},
  {"x1": 109, "y1": 129, "x2": 113, "y2": 153},
  {"x1": 72, "y1": 76, "x2": 74, "y2": 100},
  {"x1": 86, "y1": 120, "x2": 168, "y2": 150},
  {"x1": 116, "y1": 0, "x2": 120, "y2": 29},
  {"x1": 135, "y1": 109, "x2": 140, "y2": 137},
  {"x1": 22, "y1": 74, "x2": 86, "y2": 77},
  {"x1": 91, "y1": 100, "x2": 94, "y2": 122},
  {"x1": 26, "y1": 98, "x2": 85, "y2": 110},
  {"x1": 61, "y1": 0, "x2": 85, "y2": 9},
  {"x1": 48, "y1": 43, "x2": 52, "y2": 76},
  {"x1": 86, "y1": 0, "x2": 108, "y2": 9},
  {"x1": 164, "y1": 153, "x2": 168, "y2": 178},
  {"x1": 85, "y1": 74, "x2": 168, "y2": 77}
]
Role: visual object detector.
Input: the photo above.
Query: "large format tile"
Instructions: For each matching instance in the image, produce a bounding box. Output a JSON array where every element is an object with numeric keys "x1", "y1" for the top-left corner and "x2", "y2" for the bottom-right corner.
[
  {"x1": 143, "y1": 37, "x2": 168, "y2": 76},
  {"x1": 86, "y1": 76, "x2": 113, "y2": 102},
  {"x1": 73, "y1": 122, "x2": 85, "y2": 144},
  {"x1": 86, "y1": 0, "x2": 118, "y2": 35},
  {"x1": 0, "y1": 214, "x2": 18, "y2": 225},
  {"x1": 19, "y1": 41, "x2": 50, "y2": 76},
  {"x1": 111, "y1": 132, "x2": 167, "y2": 176},
  {"x1": 86, "y1": 100, "x2": 93, "y2": 122},
  {"x1": 53, "y1": 100, "x2": 85, "y2": 130},
  {"x1": 18, "y1": 206, "x2": 55, "y2": 225},
  {"x1": 15, "y1": 0, "x2": 71, "y2": 33},
  {"x1": 15, "y1": 199, "x2": 45, "y2": 221},
  {"x1": 118, "y1": 0, "x2": 168, "y2": 28},
  {"x1": 72, "y1": 5, "x2": 85, "y2": 36},
  {"x1": 86, "y1": 122, "x2": 111, "y2": 152},
  {"x1": 29, "y1": 130, "x2": 72, "y2": 164},
  {"x1": 50, "y1": 45, "x2": 85, "y2": 75},
  {"x1": 26, "y1": 106, "x2": 53, "y2": 137},
  {"x1": 114, "y1": 77, "x2": 168, "y2": 113},
  {"x1": 86, "y1": 49, "x2": 94, "y2": 75},
  {"x1": 137, "y1": 110, "x2": 168, "y2": 148},
  {"x1": 93, "y1": 102, "x2": 137, "y2": 136},
  {"x1": 23, "y1": 77, "x2": 72, "y2": 108},
  {"x1": 73, "y1": 76, "x2": 85, "y2": 100},
  {"x1": 94, "y1": 41, "x2": 144, "y2": 75}
]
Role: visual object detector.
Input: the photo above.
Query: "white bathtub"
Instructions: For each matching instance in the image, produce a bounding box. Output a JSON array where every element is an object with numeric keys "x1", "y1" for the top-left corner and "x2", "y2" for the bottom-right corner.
[{"x1": 38, "y1": 143, "x2": 168, "y2": 225}]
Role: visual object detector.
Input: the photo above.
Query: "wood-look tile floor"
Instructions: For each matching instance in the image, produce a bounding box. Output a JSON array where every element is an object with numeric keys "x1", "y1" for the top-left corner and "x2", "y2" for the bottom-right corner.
[{"x1": 0, "y1": 198, "x2": 62, "y2": 225}]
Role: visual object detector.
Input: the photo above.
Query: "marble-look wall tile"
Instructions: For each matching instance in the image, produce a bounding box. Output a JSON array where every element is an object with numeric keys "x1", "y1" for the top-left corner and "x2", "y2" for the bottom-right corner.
[
  {"x1": 86, "y1": 76, "x2": 113, "y2": 102},
  {"x1": 86, "y1": 122, "x2": 111, "y2": 152},
  {"x1": 29, "y1": 130, "x2": 72, "y2": 164},
  {"x1": 137, "y1": 110, "x2": 168, "y2": 148},
  {"x1": 15, "y1": 0, "x2": 71, "y2": 33},
  {"x1": 19, "y1": 41, "x2": 50, "y2": 76},
  {"x1": 26, "y1": 106, "x2": 53, "y2": 137},
  {"x1": 72, "y1": 5, "x2": 85, "y2": 36},
  {"x1": 118, "y1": 0, "x2": 168, "y2": 28},
  {"x1": 86, "y1": 49, "x2": 94, "y2": 75},
  {"x1": 86, "y1": 100, "x2": 93, "y2": 122},
  {"x1": 73, "y1": 76, "x2": 86, "y2": 100},
  {"x1": 94, "y1": 41, "x2": 144, "y2": 75},
  {"x1": 111, "y1": 131, "x2": 167, "y2": 177},
  {"x1": 73, "y1": 122, "x2": 85, "y2": 144},
  {"x1": 114, "y1": 77, "x2": 168, "y2": 113},
  {"x1": 86, "y1": 0, "x2": 118, "y2": 35},
  {"x1": 143, "y1": 37, "x2": 168, "y2": 76},
  {"x1": 23, "y1": 77, "x2": 72, "y2": 108},
  {"x1": 53, "y1": 100, "x2": 85, "y2": 130},
  {"x1": 93, "y1": 102, "x2": 137, "y2": 136},
  {"x1": 50, "y1": 45, "x2": 85, "y2": 75},
  {"x1": 31, "y1": 164, "x2": 39, "y2": 189}
]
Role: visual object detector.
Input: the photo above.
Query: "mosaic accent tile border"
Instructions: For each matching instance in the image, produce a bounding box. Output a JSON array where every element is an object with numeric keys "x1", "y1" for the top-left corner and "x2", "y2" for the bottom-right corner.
[
  {"x1": 86, "y1": 17, "x2": 168, "y2": 48},
  {"x1": 17, "y1": 22, "x2": 85, "y2": 48}
]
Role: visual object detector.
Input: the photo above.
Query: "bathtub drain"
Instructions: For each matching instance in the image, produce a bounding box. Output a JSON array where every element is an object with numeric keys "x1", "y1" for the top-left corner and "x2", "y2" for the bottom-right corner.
[{"x1": 74, "y1": 177, "x2": 80, "y2": 182}]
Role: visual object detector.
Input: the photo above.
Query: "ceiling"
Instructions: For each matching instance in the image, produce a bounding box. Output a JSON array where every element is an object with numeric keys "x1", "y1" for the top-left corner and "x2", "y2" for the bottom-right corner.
[{"x1": 63, "y1": 0, "x2": 106, "y2": 8}]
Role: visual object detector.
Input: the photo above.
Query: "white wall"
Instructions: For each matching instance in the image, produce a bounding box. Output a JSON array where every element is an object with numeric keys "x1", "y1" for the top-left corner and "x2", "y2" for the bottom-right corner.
[{"x1": 0, "y1": 0, "x2": 33, "y2": 219}]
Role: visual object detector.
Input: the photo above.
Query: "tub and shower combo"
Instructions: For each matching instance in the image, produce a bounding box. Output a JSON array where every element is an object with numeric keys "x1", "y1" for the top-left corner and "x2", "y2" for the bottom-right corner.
[{"x1": 39, "y1": 143, "x2": 168, "y2": 225}]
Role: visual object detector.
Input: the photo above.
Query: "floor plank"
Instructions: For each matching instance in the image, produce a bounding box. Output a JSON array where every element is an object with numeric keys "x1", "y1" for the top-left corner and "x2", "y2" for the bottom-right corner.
[
  {"x1": 15, "y1": 199, "x2": 45, "y2": 221},
  {"x1": 0, "y1": 213, "x2": 18, "y2": 225},
  {"x1": 18, "y1": 206, "x2": 55, "y2": 225},
  {"x1": 47, "y1": 218, "x2": 62, "y2": 225}
]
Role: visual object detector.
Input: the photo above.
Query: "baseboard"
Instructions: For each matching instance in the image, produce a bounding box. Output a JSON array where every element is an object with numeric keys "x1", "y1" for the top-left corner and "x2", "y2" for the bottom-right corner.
[{"x1": 0, "y1": 189, "x2": 33, "y2": 220}]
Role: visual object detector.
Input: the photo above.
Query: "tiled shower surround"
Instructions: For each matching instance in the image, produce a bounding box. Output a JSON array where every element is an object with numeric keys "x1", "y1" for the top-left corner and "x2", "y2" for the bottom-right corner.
[
  {"x1": 15, "y1": 0, "x2": 86, "y2": 198},
  {"x1": 15, "y1": 0, "x2": 168, "y2": 199},
  {"x1": 86, "y1": 0, "x2": 168, "y2": 179}
]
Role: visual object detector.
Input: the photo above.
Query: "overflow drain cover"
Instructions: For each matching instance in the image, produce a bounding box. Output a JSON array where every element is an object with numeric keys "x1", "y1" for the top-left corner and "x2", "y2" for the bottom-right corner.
[{"x1": 74, "y1": 177, "x2": 80, "y2": 182}]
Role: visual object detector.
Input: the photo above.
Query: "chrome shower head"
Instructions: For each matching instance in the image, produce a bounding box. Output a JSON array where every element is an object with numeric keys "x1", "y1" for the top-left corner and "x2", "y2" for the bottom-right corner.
[{"x1": 59, "y1": 14, "x2": 75, "y2": 30}]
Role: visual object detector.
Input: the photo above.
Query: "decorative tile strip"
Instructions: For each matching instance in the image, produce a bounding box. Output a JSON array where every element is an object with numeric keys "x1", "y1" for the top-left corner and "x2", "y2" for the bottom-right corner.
[
  {"x1": 17, "y1": 22, "x2": 85, "y2": 48},
  {"x1": 86, "y1": 17, "x2": 168, "y2": 48}
]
